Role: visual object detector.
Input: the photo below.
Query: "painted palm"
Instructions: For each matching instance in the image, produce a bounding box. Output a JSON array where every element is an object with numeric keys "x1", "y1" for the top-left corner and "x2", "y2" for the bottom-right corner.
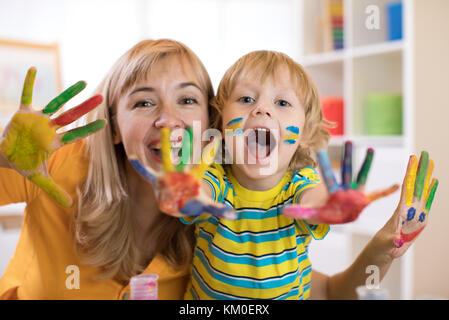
[
  {"x1": 129, "y1": 127, "x2": 235, "y2": 219},
  {"x1": 391, "y1": 151, "x2": 438, "y2": 256},
  {"x1": 283, "y1": 141, "x2": 399, "y2": 224},
  {"x1": 0, "y1": 67, "x2": 105, "y2": 207}
]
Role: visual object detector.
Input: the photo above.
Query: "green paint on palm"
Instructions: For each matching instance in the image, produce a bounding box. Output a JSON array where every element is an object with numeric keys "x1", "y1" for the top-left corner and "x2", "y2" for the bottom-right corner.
[
  {"x1": 414, "y1": 151, "x2": 429, "y2": 200},
  {"x1": 61, "y1": 119, "x2": 105, "y2": 143},
  {"x1": 21, "y1": 68, "x2": 36, "y2": 107},
  {"x1": 28, "y1": 171, "x2": 71, "y2": 207},
  {"x1": 43, "y1": 81, "x2": 86, "y2": 114},
  {"x1": 425, "y1": 179, "x2": 438, "y2": 212},
  {"x1": 176, "y1": 126, "x2": 192, "y2": 172},
  {"x1": 356, "y1": 149, "x2": 374, "y2": 186}
]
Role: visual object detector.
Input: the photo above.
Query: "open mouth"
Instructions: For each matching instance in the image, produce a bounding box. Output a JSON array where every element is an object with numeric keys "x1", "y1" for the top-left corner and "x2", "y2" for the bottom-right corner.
[
  {"x1": 148, "y1": 139, "x2": 183, "y2": 164},
  {"x1": 245, "y1": 127, "x2": 277, "y2": 161}
]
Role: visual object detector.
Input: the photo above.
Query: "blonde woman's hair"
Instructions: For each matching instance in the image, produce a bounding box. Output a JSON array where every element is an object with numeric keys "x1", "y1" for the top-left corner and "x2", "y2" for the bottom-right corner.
[
  {"x1": 210, "y1": 50, "x2": 331, "y2": 170},
  {"x1": 75, "y1": 39, "x2": 215, "y2": 283}
]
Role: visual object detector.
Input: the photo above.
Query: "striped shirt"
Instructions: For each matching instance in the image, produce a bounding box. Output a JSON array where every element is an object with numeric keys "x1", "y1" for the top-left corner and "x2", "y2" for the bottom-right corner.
[{"x1": 181, "y1": 164, "x2": 329, "y2": 300}]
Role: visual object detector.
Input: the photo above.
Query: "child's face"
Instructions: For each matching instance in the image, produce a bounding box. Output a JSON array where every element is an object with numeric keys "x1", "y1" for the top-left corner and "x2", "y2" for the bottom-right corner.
[
  {"x1": 114, "y1": 56, "x2": 210, "y2": 172},
  {"x1": 221, "y1": 65, "x2": 306, "y2": 184}
]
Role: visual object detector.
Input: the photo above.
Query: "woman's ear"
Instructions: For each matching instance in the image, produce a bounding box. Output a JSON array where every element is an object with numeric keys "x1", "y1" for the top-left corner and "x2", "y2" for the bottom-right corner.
[{"x1": 108, "y1": 107, "x2": 122, "y2": 144}]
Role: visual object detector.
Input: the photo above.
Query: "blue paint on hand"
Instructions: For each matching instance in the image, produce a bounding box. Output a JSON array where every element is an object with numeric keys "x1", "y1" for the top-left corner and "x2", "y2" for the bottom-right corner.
[{"x1": 407, "y1": 207, "x2": 416, "y2": 221}]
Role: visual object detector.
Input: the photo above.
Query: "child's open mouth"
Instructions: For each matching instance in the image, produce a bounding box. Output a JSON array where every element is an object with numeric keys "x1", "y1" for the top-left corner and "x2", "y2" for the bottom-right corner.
[{"x1": 245, "y1": 127, "x2": 277, "y2": 162}]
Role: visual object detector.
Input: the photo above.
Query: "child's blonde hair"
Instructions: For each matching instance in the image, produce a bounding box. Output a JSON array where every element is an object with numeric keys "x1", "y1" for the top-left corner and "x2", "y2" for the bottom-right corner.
[
  {"x1": 210, "y1": 50, "x2": 330, "y2": 169},
  {"x1": 75, "y1": 39, "x2": 215, "y2": 283}
]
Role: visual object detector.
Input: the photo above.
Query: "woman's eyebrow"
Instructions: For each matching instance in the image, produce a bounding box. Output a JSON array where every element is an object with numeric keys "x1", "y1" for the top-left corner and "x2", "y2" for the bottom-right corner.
[
  {"x1": 129, "y1": 87, "x2": 155, "y2": 96},
  {"x1": 176, "y1": 81, "x2": 201, "y2": 91}
]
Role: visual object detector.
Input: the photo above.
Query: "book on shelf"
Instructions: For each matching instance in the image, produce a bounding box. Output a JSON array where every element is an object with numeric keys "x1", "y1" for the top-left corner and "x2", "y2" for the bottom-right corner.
[{"x1": 316, "y1": 0, "x2": 344, "y2": 52}]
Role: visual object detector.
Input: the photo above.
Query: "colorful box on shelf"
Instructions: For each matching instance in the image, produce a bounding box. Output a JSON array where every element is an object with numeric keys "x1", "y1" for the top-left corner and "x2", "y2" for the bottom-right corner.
[
  {"x1": 387, "y1": 1, "x2": 403, "y2": 41},
  {"x1": 364, "y1": 93, "x2": 402, "y2": 135},
  {"x1": 329, "y1": 0, "x2": 344, "y2": 50},
  {"x1": 322, "y1": 97, "x2": 344, "y2": 136}
]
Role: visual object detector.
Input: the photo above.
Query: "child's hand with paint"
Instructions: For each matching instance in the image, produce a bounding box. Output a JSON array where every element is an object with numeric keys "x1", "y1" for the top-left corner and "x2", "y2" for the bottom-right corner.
[
  {"x1": 283, "y1": 141, "x2": 399, "y2": 224},
  {"x1": 129, "y1": 127, "x2": 236, "y2": 219},
  {"x1": 377, "y1": 151, "x2": 438, "y2": 258},
  {"x1": 0, "y1": 67, "x2": 105, "y2": 207}
]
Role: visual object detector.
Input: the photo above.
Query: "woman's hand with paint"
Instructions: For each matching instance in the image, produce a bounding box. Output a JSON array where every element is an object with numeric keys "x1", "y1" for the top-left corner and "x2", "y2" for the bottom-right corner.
[
  {"x1": 0, "y1": 67, "x2": 106, "y2": 207},
  {"x1": 283, "y1": 141, "x2": 399, "y2": 224},
  {"x1": 129, "y1": 127, "x2": 236, "y2": 219},
  {"x1": 377, "y1": 152, "x2": 438, "y2": 258}
]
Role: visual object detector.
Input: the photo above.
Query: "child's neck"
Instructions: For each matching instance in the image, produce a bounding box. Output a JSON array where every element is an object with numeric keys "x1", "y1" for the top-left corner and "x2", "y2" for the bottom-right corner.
[{"x1": 230, "y1": 165, "x2": 288, "y2": 191}]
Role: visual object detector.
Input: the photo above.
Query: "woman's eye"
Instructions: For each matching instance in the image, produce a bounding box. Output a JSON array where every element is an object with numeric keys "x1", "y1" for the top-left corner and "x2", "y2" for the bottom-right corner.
[
  {"x1": 180, "y1": 97, "x2": 198, "y2": 105},
  {"x1": 276, "y1": 100, "x2": 291, "y2": 107},
  {"x1": 239, "y1": 96, "x2": 255, "y2": 104},
  {"x1": 134, "y1": 100, "x2": 155, "y2": 108}
]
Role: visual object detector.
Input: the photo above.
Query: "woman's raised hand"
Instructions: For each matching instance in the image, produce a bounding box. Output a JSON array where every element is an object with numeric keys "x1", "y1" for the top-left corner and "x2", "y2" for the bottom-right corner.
[
  {"x1": 129, "y1": 127, "x2": 236, "y2": 219},
  {"x1": 0, "y1": 67, "x2": 106, "y2": 207},
  {"x1": 283, "y1": 141, "x2": 399, "y2": 224}
]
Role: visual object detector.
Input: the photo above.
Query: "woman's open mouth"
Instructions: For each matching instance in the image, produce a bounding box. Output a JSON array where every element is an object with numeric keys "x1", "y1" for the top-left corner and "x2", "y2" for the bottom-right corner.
[
  {"x1": 245, "y1": 127, "x2": 277, "y2": 162},
  {"x1": 147, "y1": 140, "x2": 183, "y2": 165}
]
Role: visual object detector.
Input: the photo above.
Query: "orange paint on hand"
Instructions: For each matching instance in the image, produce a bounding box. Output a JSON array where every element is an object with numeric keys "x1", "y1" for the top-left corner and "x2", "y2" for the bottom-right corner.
[{"x1": 1, "y1": 113, "x2": 56, "y2": 171}]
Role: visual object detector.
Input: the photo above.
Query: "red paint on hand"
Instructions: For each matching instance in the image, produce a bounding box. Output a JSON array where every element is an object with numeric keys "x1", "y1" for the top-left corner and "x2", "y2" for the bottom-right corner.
[
  {"x1": 51, "y1": 95, "x2": 103, "y2": 127},
  {"x1": 158, "y1": 171, "x2": 200, "y2": 215}
]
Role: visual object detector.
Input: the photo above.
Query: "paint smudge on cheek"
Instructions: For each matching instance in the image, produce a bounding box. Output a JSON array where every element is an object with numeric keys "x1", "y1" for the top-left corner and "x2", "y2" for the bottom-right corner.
[
  {"x1": 1, "y1": 113, "x2": 56, "y2": 171},
  {"x1": 283, "y1": 126, "x2": 299, "y2": 144},
  {"x1": 28, "y1": 172, "x2": 72, "y2": 207},
  {"x1": 225, "y1": 117, "x2": 243, "y2": 135}
]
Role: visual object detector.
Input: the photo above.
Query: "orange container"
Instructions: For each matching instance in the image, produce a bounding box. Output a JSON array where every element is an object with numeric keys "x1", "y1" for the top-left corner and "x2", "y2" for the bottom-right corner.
[{"x1": 321, "y1": 97, "x2": 344, "y2": 136}]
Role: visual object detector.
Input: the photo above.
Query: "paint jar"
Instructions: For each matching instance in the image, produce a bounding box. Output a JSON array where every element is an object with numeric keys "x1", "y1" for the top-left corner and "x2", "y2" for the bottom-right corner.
[
  {"x1": 322, "y1": 97, "x2": 344, "y2": 136},
  {"x1": 364, "y1": 93, "x2": 402, "y2": 135},
  {"x1": 356, "y1": 286, "x2": 389, "y2": 300},
  {"x1": 130, "y1": 274, "x2": 159, "y2": 300}
]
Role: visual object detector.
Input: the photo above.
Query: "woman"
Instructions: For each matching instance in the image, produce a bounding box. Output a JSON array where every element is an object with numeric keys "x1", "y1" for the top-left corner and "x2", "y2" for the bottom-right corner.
[{"x1": 0, "y1": 39, "x2": 217, "y2": 299}]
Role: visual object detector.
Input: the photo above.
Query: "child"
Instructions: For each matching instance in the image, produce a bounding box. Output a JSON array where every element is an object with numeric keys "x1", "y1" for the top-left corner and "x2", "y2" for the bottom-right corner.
[{"x1": 178, "y1": 50, "x2": 380, "y2": 300}]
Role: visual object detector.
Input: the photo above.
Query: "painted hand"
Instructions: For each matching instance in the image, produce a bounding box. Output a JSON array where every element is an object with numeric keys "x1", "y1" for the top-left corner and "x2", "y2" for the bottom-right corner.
[
  {"x1": 283, "y1": 141, "x2": 399, "y2": 224},
  {"x1": 129, "y1": 127, "x2": 236, "y2": 219},
  {"x1": 389, "y1": 152, "x2": 438, "y2": 257},
  {"x1": 0, "y1": 67, "x2": 106, "y2": 207}
]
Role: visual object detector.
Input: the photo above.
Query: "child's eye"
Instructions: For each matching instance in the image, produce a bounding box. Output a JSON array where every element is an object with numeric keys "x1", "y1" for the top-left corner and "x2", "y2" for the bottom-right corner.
[
  {"x1": 238, "y1": 96, "x2": 255, "y2": 104},
  {"x1": 134, "y1": 100, "x2": 155, "y2": 108},
  {"x1": 180, "y1": 97, "x2": 198, "y2": 105},
  {"x1": 276, "y1": 100, "x2": 291, "y2": 107}
]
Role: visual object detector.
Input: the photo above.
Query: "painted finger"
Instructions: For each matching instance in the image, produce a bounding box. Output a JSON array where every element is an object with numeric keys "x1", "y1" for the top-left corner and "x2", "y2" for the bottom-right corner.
[
  {"x1": 27, "y1": 171, "x2": 72, "y2": 207},
  {"x1": 43, "y1": 81, "x2": 87, "y2": 114},
  {"x1": 341, "y1": 141, "x2": 353, "y2": 189},
  {"x1": 355, "y1": 148, "x2": 374, "y2": 188},
  {"x1": 189, "y1": 138, "x2": 219, "y2": 180},
  {"x1": 161, "y1": 127, "x2": 174, "y2": 172},
  {"x1": 129, "y1": 155, "x2": 158, "y2": 187},
  {"x1": 413, "y1": 151, "x2": 429, "y2": 201},
  {"x1": 404, "y1": 155, "x2": 418, "y2": 207},
  {"x1": 421, "y1": 159, "x2": 434, "y2": 205},
  {"x1": 60, "y1": 119, "x2": 106, "y2": 144},
  {"x1": 50, "y1": 95, "x2": 103, "y2": 127},
  {"x1": 424, "y1": 178, "x2": 438, "y2": 213},
  {"x1": 176, "y1": 126, "x2": 192, "y2": 172},
  {"x1": 317, "y1": 150, "x2": 340, "y2": 193},
  {"x1": 366, "y1": 184, "x2": 400, "y2": 203},
  {"x1": 21, "y1": 67, "x2": 37, "y2": 108}
]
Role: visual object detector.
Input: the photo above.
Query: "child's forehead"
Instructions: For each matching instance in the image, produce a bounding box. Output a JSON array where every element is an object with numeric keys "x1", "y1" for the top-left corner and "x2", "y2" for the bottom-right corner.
[{"x1": 232, "y1": 64, "x2": 298, "y2": 92}]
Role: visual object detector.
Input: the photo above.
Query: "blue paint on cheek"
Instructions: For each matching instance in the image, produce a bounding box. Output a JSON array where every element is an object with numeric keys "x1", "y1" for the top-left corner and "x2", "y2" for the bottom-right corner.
[
  {"x1": 407, "y1": 207, "x2": 416, "y2": 221},
  {"x1": 419, "y1": 212, "x2": 426, "y2": 223}
]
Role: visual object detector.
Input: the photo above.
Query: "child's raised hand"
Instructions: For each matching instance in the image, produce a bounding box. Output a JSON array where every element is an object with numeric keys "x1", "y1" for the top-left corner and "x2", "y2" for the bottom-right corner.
[
  {"x1": 387, "y1": 152, "x2": 438, "y2": 257},
  {"x1": 129, "y1": 127, "x2": 236, "y2": 220},
  {"x1": 0, "y1": 67, "x2": 106, "y2": 207},
  {"x1": 283, "y1": 141, "x2": 399, "y2": 224}
]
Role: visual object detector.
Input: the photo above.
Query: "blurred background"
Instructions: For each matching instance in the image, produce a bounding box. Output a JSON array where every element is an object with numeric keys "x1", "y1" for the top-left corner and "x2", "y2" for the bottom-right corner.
[{"x1": 0, "y1": 0, "x2": 448, "y2": 300}]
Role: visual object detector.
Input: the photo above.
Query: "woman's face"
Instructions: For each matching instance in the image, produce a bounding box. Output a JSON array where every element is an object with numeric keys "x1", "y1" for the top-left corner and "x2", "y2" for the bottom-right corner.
[{"x1": 114, "y1": 56, "x2": 210, "y2": 172}]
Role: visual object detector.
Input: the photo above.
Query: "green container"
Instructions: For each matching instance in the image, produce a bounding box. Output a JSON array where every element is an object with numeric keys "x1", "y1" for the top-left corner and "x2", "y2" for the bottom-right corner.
[{"x1": 364, "y1": 93, "x2": 402, "y2": 135}]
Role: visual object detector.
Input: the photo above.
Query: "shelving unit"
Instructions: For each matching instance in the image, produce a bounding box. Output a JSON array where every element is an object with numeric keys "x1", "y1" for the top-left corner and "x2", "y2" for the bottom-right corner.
[{"x1": 298, "y1": 0, "x2": 413, "y2": 299}]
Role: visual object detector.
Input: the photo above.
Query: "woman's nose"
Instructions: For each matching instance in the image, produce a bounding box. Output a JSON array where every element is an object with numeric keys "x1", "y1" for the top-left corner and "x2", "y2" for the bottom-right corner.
[{"x1": 154, "y1": 108, "x2": 184, "y2": 130}]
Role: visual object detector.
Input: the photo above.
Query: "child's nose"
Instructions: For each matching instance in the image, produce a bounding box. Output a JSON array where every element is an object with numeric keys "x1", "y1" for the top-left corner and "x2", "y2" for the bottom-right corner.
[{"x1": 252, "y1": 103, "x2": 273, "y2": 118}]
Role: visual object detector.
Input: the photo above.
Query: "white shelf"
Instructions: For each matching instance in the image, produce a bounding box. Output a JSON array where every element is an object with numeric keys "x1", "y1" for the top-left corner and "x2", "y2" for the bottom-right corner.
[
  {"x1": 329, "y1": 135, "x2": 405, "y2": 147},
  {"x1": 0, "y1": 203, "x2": 25, "y2": 216},
  {"x1": 351, "y1": 40, "x2": 403, "y2": 58}
]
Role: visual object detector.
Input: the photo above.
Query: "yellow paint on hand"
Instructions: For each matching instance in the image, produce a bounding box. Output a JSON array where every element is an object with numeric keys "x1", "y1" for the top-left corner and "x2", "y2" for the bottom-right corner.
[
  {"x1": 161, "y1": 127, "x2": 174, "y2": 172},
  {"x1": 28, "y1": 172, "x2": 72, "y2": 207},
  {"x1": 0, "y1": 113, "x2": 56, "y2": 171},
  {"x1": 405, "y1": 155, "x2": 417, "y2": 206},
  {"x1": 189, "y1": 139, "x2": 219, "y2": 180}
]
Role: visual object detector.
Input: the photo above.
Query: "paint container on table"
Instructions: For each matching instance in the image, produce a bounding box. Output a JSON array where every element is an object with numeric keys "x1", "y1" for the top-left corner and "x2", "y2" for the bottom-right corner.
[
  {"x1": 356, "y1": 286, "x2": 389, "y2": 300},
  {"x1": 364, "y1": 93, "x2": 402, "y2": 135},
  {"x1": 130, "y1": 274, "x2": 159, "y2": 300},
  {"x1": 321, "y1": 97, "x2": 344, "y2": 136},
  {"x1": 386, "y1": 2, "x2": 402, "y2": 41}
]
